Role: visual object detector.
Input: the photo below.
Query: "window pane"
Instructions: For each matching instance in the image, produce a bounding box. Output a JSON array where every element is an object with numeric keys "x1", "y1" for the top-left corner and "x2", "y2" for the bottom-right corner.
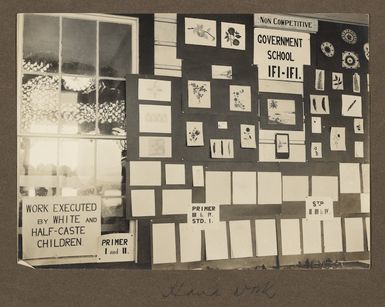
[
  {"x1": 58, "y1": 139, "x2": 96, "y2": 195},
  {"x1": 101, "y1": 197, "x2": 124, "y2": 218},
  {"x1": 60, "y1": 76, "x2": 96, "y2": 134},
  {"x1": 23, "y1": 14, "x2": 59, "y2": 73},
  {"x1": 98, "y1": 80, "x2": 126, "y2": 135},
  {"x1": 62, "y1": 18, "x2": 96, "y2": 75},
  {"x1": 99, "y1": 22, "x2": 132, "y2": 77},
  {"x1": 21, "y1": 74, "x2": 60, "y2": 133}
]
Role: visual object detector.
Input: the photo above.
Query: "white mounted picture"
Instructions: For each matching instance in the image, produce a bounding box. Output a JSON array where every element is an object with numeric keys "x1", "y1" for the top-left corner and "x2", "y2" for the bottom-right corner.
[
  {"x1": 185, "y1": 17, "x2": 217, "y2": 47},
  {"x1": 240, "y1": 124, "x2": 256, "y2": 148},
  {"x1": 229, "y1": 85, "x2": 251, "y2": 112},
  {"x1": 138, "y1": 78, "x2": 171, "y2": 102},
  {"x1": 311, "y1": 142, "x2": 323, "y2": 158},
  {"x1": 186, "y1": 121, "x2": 204, "y2": 146},
  {"x1": 330, "y1": 127, "x2": 346, "y2": 151},
  {"x1": 267, "y1": 99, "x2": 296, "y2": 125},
  {"x1": 311, "y1": 117, "x2": 322, "y2": 134},
  {"x1": 211, "y1": 65, "x2": 232, "y2": 79},
  {"x1": 221, "y1": 22, "x2": 246, "y2": 50},
  {"x1": 315, "y1": 69, "x2": 325, "y2": 91},
  {"x1": 139, "y1": 104, "x2": 171, "y2": 133},
  {"x1": 310, "y1": 95, "x2": 330, "y2": 114},
  {"x1": 332, "y1": 72, "x2": 344, "y2": 90},
  {"x1": 139, "y1": 136, "x2": 172, "y2": 158},
  {"x1": 354, "y1": 118, "x2": 364, "y2": 134},
  {"x1": 188, "y1": 80, "x2": 211, "y2": 108},
  {"x1": 210, "y1": 139, "x2": 234, "y2": 158},
  {"x1": 341, "y1": 94, "x2": 362, "y2": 117}
]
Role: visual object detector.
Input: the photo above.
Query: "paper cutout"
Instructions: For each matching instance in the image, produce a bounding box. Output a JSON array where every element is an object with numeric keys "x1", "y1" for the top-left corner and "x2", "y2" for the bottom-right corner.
[
  {"x1": 218, "y1": 121, "x2": 228, "y2": 129},
  {"x1": 282, "y1": 176, "x2": 309, "y2": 202},
  {"x1": 204, "y1": 221, "x2": 229, "y2": 260},
  {"x1": 280, "y1": 219, "x2": 301, "y2": 255},
  {"x1": 330, "y1": 127, "x2": 346, "y2": 151},
  {"x1": 185, "y1": 17, "x2": 217, "y2": 47},
  {"x1": 323, "y1": 218, "x2": 343, "y2": 252},
  {"x1": 212, "y1": 65, "x2": 232, "y2": 79},
  {"x1": 232, "y1": 172, "x2": 257, "y2": 205},
  {"x1": 257, "y1": 172, "x2": 282, "y2": 204},
  {"x1": 339, "y1": 163, "x2": 361, "y2": 194},
  {"x1": 129, "y1": 161, "x2": 161, "y2": 186},
  {"x1": 310, "y1": 95, "x2": 330, "y2": 114},
  {"x1": 139, "y1": 104, "x2": 171, "y2": 133},
  {"x1": 255, "y1": 219, "x2": 277, "y2": 256},
  {"x1": 311, "y1": 142, "x2": 322, "y2": 158},
  {"x1": 165, "y1": 164, "x2": 185, "y2": 185},
  {"x1": 311, "y1": 176, "x2": 339, "y2": 201},
  {"x1": 192, "y1": 165, "x2": 205, "y2": 187},
  {"x1": 341, "y1": 94, "x2": 362, "y2": 117},
  {"x1": 138, "y1": 78, "x2": 171, "y2": 102},
  {"x1": 354, "y1": 141, "x2": 364, "y2": 158},
  {"x1": 152, "y1": 223, "x2": 176, "y2": 264},
  {"x1": 240, "y1": 124, "x2": 256, "y2": 148},
  {"x1": 210, "y1": 139, "x2": 234, "y2": 159},
  {"x1": 305, "y1": 196, "x2": 334, "y2": 220},
  {"x1": 360, "y1": 193, "x2": 370, "y2": 213},
  {"x1": 364, "y1": 43, "x2": 369, "y2": 60},
  {"x1": 341, "y1": 28, "x2": 357, "y2": 44},
  {"x1": 353, "y1": 73, "x2": 360, "y2": 93},
  {"x1": 366, "y1": 217, "x2": 370, "y2": 251},
  {"x1": 315, "y1": 69, "x2": 325, "y2": 91},
  {"x1": 131, "y1": 189, "x2": 156, "y2": 217},
  {"x1": 342, "y1": 51, "x2": 360, "y2": 69},
  {"x1": 229, "y1": 220, "x2": 253, "y2": 258},
  {"x1": 205, "y1": 171, "x2": 231, "y2": 205},
  {"x1": 344, "y1": 218, "x2": 364, "y2": 252},
  {"x1": 188, "y1": 80, "x2": 211, "y2": 108},
  {"x1": 139, "y1": 136, "x2": 172, "y2": 158},
  {"x1": 311, "y1": 117, "x2": 322, "y2": 133},
  {"x1": 229, "y1": 85, "x2": 251, "y2": 112},
  {"x1": 320, "y1": 41, "x2": 335, "y2": 57},
  {"x1": 267, "y1": 99, "x2": 296, "y2": 125},
  {"x1": 162, "y1": 189, "x2": 192, "y2": 215},
  {"x1": 354, "y1": 118, "x2": 364, "y2": 134},
  {"x1": 221, "y1": 22, "x2": 246, "y2": 50},
  {"x1": 186, "y1": 121, "x2": 204, "y2": 146},
  {"x1": 179, "y1": 223, "x2": 201, "y2": 263},
  {"x1": 362, "y1": 164, "x2": 370, "y2": 193},
  {"x1": 332, "y1": 72, "x2": 344, "y2": 90},
  {"x1": 302, "y1": 219, "x2": 322, "y2": 254}
]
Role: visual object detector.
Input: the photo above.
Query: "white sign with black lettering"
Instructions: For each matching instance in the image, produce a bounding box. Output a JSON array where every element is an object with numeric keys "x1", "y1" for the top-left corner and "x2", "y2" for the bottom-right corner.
[
  {"x1": 97, "y1": 233, "x2": 135, "y2": 263},
  {"x1": 253, "y1": 28, "x2": 310, "y2": 81},
  {"x1": 305, "y1": 197, "x2": 334, "y2": 220},
  {"x1": 22, "y1": 196, "x2": 101, "y2": 260},
  {"x1": 187, "y1": 203, "x2": 219, "y2": 229}
]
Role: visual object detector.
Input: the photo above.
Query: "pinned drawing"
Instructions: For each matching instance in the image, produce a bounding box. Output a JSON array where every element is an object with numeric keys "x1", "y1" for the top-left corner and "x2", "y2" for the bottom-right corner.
[
  {"x1": 185, "y1": 17, "x2": 217, "y2": 47},
  {"x1": 188, "y1": 80, "x2": 211, "y2": 108},
  {"x1": 342, "y1": 51, "x2": 360, "y2": 69},
  {"x1": 210, "y1": 139, "x2": 234, "y2": 159},
  {"x1": 353, "y1": 73, "x2": 361, "y2": 93},
  {"x1": 221, "y1": 22, "x2": 246, "y2": 50},
  {"x1": 354, "y1": 118, "x2": 364, "y2": 134},
  {"x1": 332, "y1": 72, "x2": 344, "y2": 90},
  {"x1": 311, "y1": 142, "x2": 322, "y2": 158},
  {"x1": 341, "y1": 94, "x2": 362, "y2": 117},
  {"x1": 310, "y1": 95, "x2": 330, "y2": 114},
  {"x1": 229, "y1": 85, "x2": 251, "y2": 112},
  {"x1": 267, "y1": 99, "x2": 296, "y2": 125},
  {"x1": 320, "y1": 41, "x2": 335, "y2": 57},
  {"x1": 240, "y1": 124, "x2": 256, "y2": 148},
  {"x1": 315, "y1": 69, "x2": 325, "y2": 91},
  {"x1": 186, "y1": 121, "x2": 204, "y2": 146},
  {"x1": 330, "y1": 127, "x2": 346, "y2": 151},
  {"x1": 212, "y1": 65, "x2": 232, "y2": 80},
  {"x1": 311, "y1": 117, "x2": 322, "y2": 134},
  {"x1": 341, "y1": 29, "x2": 357, "y2": 44}
]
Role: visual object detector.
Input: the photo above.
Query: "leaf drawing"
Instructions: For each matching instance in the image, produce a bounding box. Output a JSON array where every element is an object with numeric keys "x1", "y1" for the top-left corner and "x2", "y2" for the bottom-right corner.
[
  {"x1": 188, "y1": 24, "x2": 215, "y2": 41},
  {"x1": 225, "y1": 27, "x2": 241, "y2": 46}
]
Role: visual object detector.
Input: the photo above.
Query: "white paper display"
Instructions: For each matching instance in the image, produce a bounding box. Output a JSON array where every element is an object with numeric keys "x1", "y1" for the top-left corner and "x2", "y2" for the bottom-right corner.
[
  {"x1": 311, "y1": 176, "x2": 339, "y2": 201},
  {"x1": 131, "y1": 189, "x2": 156, "y2": 217},
  {"x1": 229, "y1": 85, "x2": 251, "y2": 112},
  {"x1": 330, "y1": 127, "x2": 346, "y2": 151},
  {"x1": 341, "y1": 94, "x2": 362, "y2": 117},
  {"x1": 255, "y1": 219, "x2": 277, "y2": 256},
  {"x1": 232, "y1": 172, "x2": 257, "y2": 204},
  {"x1": 339, "y1": 163, "x2": 361, "y2": 194},
  {"x1": 366, "y1": 217, "x2": 370, "y2": 251},
  {"x1": 139, "y1": 104, "x2": 171, "y2": 133},
  {"x1": 185, "y1": 17, "x2": 217, "y2": 47},
  {"x1": 221, "y1": 22, "x2": 246, "y2": 50},
  {"x1": 344, "y1": 218, "x2": 364, "y2": 252},
  {"x1": 212, "y1": 65, "x2": 232, "y2": 79},
  {"x1": 311, "y1": 142, "x2": 322, "y2": 159},
  {"x1": 186, "y1": 121, "x2": 204, "y2": 146},
  {"x1": 138, "y1": 78, "x2": 171, "y2": 102},
  {"x1": 210, "y1": 139, "x2": 234, "y2": 159},
  {"x1": 205, "y1": 171, "x2": 231, "y2": 205},
  {"x1": 323, "y1": 218, "x2": 343, "y2": 252},
  {"x1": 354, "y1": 118, "x2": 364, "y2": 134},
  {"x1": 240, "y1": 124, "x2": 256, "y2": 148},
  {"x1": 188, "y1": 80, "x2": 211, "y2": 108},
  {"x1": 360, "y1": 193, "x2": 370, "y2": 213},
  {"x1": 311, "y1": 117, "x2": 322, "y2": 133},
  {"x1": 354, "y1": 141, "x2": 364, "y2": 158},
  {"x1": 162, "y1": 189, "x2": 192, "y2": 215},
  {"x1": 310, "y1": 95, "x2": 330, "y2": 114},
  {"x1": 280, "y1": 219, "x2": 301, "y2": 255},
  {"x1": 152, "y1": 223, "x2": 176, "y2": 264},
  {"x1": 204, "y1": 222, "x2": 229, "y2": 260},
  {"x1": 229, "y1": 220, "x2": 253, "y2": 258},
  {"x1": 192, "y1": 165, "x2": 205, "y2": 187},
  {"x1": 129, "y1": 161, "x2": 161, "y2": 186},
  {"x1": 282, "y1": 176, "x2": 309, "y2": 201},
  {"x1": 258, "y1": 172, "x2": 282, "y2": 204},
  {"x1": 139, "y1": 136, "x2": 172, "y2": 158},
  {"x1": 179, "y1": 223, "x2": 202, "y2": 263},
  {"x1": 97, "y1": 233, "x2": 135, "y2": 263},
  {"x1": 165, "y1": 164, "x2": 185, "y2": 185},
  {"x1": 332, "y1": 72, "x2": 344, "y2": 90},
  {"x1": 302, "y1": 219, "x2": 322, "y2": 254},
  {"x1": 315, "y1": 69, "x2": 325, "y2": 91},
  {"x1": 362, "y1": 164, "x2": 370, "y2": 193},
  {"x1": 218, "y1": 121, "x2": 228, "y2": 129}
]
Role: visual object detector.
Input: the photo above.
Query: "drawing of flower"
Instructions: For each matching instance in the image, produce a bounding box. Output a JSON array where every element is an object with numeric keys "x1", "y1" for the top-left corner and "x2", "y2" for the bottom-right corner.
[
  {"x1": 224, "y1": 27, "x2": 241, "y2": 46},
  {"x1": 188, "y1": 24, "x2": 215, "y2": 41},
  {"x1": 232, "y1": 89, "x2": 246, "y2": 110},
  {"x1": 188, "y1": 127, "x2": 201, "y2": 142},
  {"x1": 190, "y1": 82, "x2": 208, "y2": 103}
]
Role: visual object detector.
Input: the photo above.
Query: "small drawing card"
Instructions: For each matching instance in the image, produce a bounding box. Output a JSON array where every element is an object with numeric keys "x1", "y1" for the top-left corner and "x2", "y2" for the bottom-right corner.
[
  {"x1": 212, "y1": 65, "x2": 232, "y2": 80},
  {"x1": 186, "y1": 121, "x2": 204, "y2": 146},
  {"x1": 188, "y1": 80, "x2": 211, "y2": 108},
  {"x1": 332, "y1": 72, "x2": 344, "y2": 90},
  {"x1": 185, "y1": 17, "x2": 217, "y2": 47},
  {"x1": 341, "y1": 94, "x2": 362, "y2": 117},
  {"x1": 240, "y1": 124, "x2": 256, "y2": 149},
  {"x1": 354, "y1": 118, "x2": 364, "y2": 134},
  {"x1": 330, "y1": 127, "x2": 346, "y2": 151},
  {"x1": 229, "y1": 85, "x2": 251, "y2": 112},
  {"x1": 315, "y1": 69, "x2": 325, "y2": 91},
  {"x1": 311, "y1": 142, "x2": 323, "y2": 158},
  {"x1": 210, "y1": 139, "x2": 234, "y2": 159},
  {"x1": 138, "y1": 78, "x2": 171, "y2": 102},
  {"x1": 311, "y1": 117, "x2": 322, "y2": 134},
  {"x1": 310, "y1": 95, "x2": 330, "y2": 114},
  {"x1": 221, "y1": 22, "x2": 246, "y2": 50}
]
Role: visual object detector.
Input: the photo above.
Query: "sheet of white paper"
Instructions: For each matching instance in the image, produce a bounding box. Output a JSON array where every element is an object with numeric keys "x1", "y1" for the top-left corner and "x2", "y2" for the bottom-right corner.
[
  {"x1": 229, "y1": 220, "x2": 253, "y2": 258},
  {"x1": 311, "y1": 142, "x2": 322, "y2": 158},
  {"x1": 280, "y1": 219, "x2": 301, "y2": 255},
  {"x1": 302, "y1": 219, "x2": 322, "y2": 254},
  {"x1": 186, "y1": 121, "x2": 204, "y2": 146},
  {"x1": 310, "y1": 95, "x2": 330, "y2": 114},
  {"x1": 152, "y1": 223, "x2": 176, "y2": 264},
  {"x1": 330, "y1": 127, "x2": 346, "y2": 151},
  {"x1": 360, "y1": 193, "x2": 370, "y2": 213},
  {"x1": 341, "y1": 94, "x2": 362, "y2": 117},
  {"x1": 139, "y1": 104, "x2": 171, "y2": 133},
  {"x1": 352, "y1": 73, "x2": 361, "y2": 93},
  {"x1": 361, "y1": 164, "x2": 370, "y2": 193},
  {"x1": 139, "y1": 136, "x2": 172, "y2": 158},
  {"x1": 218, "y1": 121, "x2": 228, "y2": 129},
  {"x1": 204, "y1": 221, "x2": 228, "y2": 260},
  {"x1": 366, "y1": 217, "x2": 370, "y2": 251},
  {"x1": 315, "y1": 69, "x2": 325, "y2": 91},
  {"x1": 344, "y1": 217, "x2": 364, "y2": 252},
  {"x1": 205, "y1": 171, "x2": 231, "y2": 204},
  {"x1": 332, "y1": 72, "x2": 344, "y2": 90},
  {"x1": 240, "y1": 124, "x2": 256, "y2": 148},
  {"x1": 138, "y1": 78, "x2": 171, "y2": 102},
  {"x1": 258, "y1": 172, "x2": 282, "y2": 204},
  {"x1": 165, "y1": 164, "x2": 185, "y2": 185},
  {"x1": 188, "y1": 80, "x2": 211, "y2": 108},
  {"x1": 212, "y1": 65, "x2": 232, "y2": 80},
  {"x1": 282, "y1": 176, "x2": 309, "y2": 201},
  {"x1": 162, "y1": 189, "x2": 192, "y2": 215},
  {"x1": 179, "y1": 223, "x2": 201, "y2": 263},
  {"x1": 130, "y1": 189, "x2": 156, "y2": 217},
  {"x1": 229, "y1": 85, "x2": 251, "y2": 112},
  {"x1": 354, "y1": 141, "x2": 364, "y2": 158},
  {"x1": 185, "y1": 17, "x2": 217, "y2": 47},
  {"x1": 323, "y1": 218, "x2": 343, "y2": 252},
  {"x1": 221, "y1": 22, "x2": 246, "y2": 50},
  {"x1": 232, "y1": 172, "x2": 257, "y2": 204},
  {"x1": 255, "y1": 219, "x2": 277, "y2": 256},
  {"x1": 354, "y1": 118, "x2": 364, "y2": 134},
  {"x1": 210, "y1": 139, "x2": 234, "y2": 159},
  {"x1": 129, "y1": 161, "x2": 161, "y2": 186},
  {"x1": 311, "y1": 117, "x2": 322, "y2": 134},
  {"x1": 339, "y1": 163, "x2": 361, "y2": 194},
  {"x1": 311, "y1": 176, "x2": 339, "y2": 201},
  {"x1": 192, "y1": 165, "x2": 205, "y2": 187}
]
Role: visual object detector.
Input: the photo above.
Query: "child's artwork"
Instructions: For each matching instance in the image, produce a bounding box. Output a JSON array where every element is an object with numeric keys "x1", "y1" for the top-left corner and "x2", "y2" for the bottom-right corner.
[
  {"x1": 310, "y1": 95, "x2": 330, "y2": 114},
  {"x1": 311, "y1": 117, "x2": 322, "y2": 134},
  {"x1": 139, "y1": 104, "x2": 171, "y2": 133},
  {"x1": 139, "y1": 136, "x2": 172, "y2": 158},
  {"x1": 185, "y1": 17, "x2": 217, "y2": 47},
  {"x1": 138, "y1": 78, "x2": 171, "y2": 102},
  {"x1": 188, "y1": 80, "x2": 211, "y2": 108},
  {"x1": 332, "y1": 72, "x2": 344, "y2": 90},
  {"x1": 341, "y1": 94, "x2": 362, "y2": 117},
  {"x1": 311, "y1": 142, "x2": 323, "y2": 158},
  {"x1": 210, "y1": 139, "x2": 234, "y2": 158},
  {"x1": 315, "y1": 69, "x2": 325, "y2": 91},
  {"x1": 229, "y1": 85, "x2": 251, "y2": 112},
  {"x1": 353, "y1": 73, "x2": 361, "y2": 93},
  {"x1": 330, "y1": 127, "x2": 346, "y2": 151},
  {"x1": 221, "y1": 22, "x2": 246, "y2": 50},
  {"x1": 342, "y1": 51, "x2": 360, "y2": 69},
  {"x1": 267, "y1": 99, "x2": 296, "y2": 125},
  {"x1": 240, "y1": 124, "x2": 256, "y2": 148},
  {"x1": 320, "y1": 41, "x2": 335, "y2": 57},
  {"x1": 186, "y1": 121, "x2": 204, "y2": 146},
  {"x1": 275, "y1": 134, "x2": 289, "y2": 159},
  {"x1": 211, "y1": 65, "x2": 232, "y2": 79},
  {"x1": 354, "y1": 118, "x2": 364, "y2": 134}
]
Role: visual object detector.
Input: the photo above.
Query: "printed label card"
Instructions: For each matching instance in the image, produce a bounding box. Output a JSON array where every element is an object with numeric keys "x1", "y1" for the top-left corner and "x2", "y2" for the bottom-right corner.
[
  {"x1": 240, "y1": 124, "x2": 256, "y2": 148},
  {"x1": 330, "y1": 127, "x2": 346, "y2": 151},
  {"x1": 212, "y1": 65, "x2": 232, "y2": 80},
  {"x1": 311, "y1": 142, "x2": 323, "y2": 158},
  {"x1": 305, "y1": 197, "x2": 334, "y2": 220},
  {"x1": 138, "y1": 78, "x2": 171, "y2": 102},
  {"x1": 310, "y1": 95, "x2": 330, "y2": 114},
  {"x1": 186, "y1": 121, "x2": 204, "y2": 146},
  {"x1": 354, "y1": 118, "x2": 364, "y2": 134},
  {"x1": 188, "y1": 80, "x2": 211, "y2": 108},
  {"x1": 221, "y1": 22, "x2": 246, "y2": 50},
  {"x1": 341, "y1": 94, "x2": 362, "y2": 117},
  {"x1": 185, "y1": 17, "x2": 217, "y2": 47},
  {"x1": 311, "y1": 117, "x2": 322, "y2": 134},
  {"x1": 217, "y1": 121, "x2": 228, "y2": 129},
  {"x1": 229, "y1": 85, "x2": 251, "y2": 112},
  {"x1": 353, "y1": 73, "x2": 361, "y2": 93},
  {"x1": 315, "y1": 69, "x2": 325, "y2": 91},
  {"x1": 210, "y1": 139, "x2": 234, "y2": 158},
  {"x1": 332, "y1": 72, "x2": 344, "y2": 90}
]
